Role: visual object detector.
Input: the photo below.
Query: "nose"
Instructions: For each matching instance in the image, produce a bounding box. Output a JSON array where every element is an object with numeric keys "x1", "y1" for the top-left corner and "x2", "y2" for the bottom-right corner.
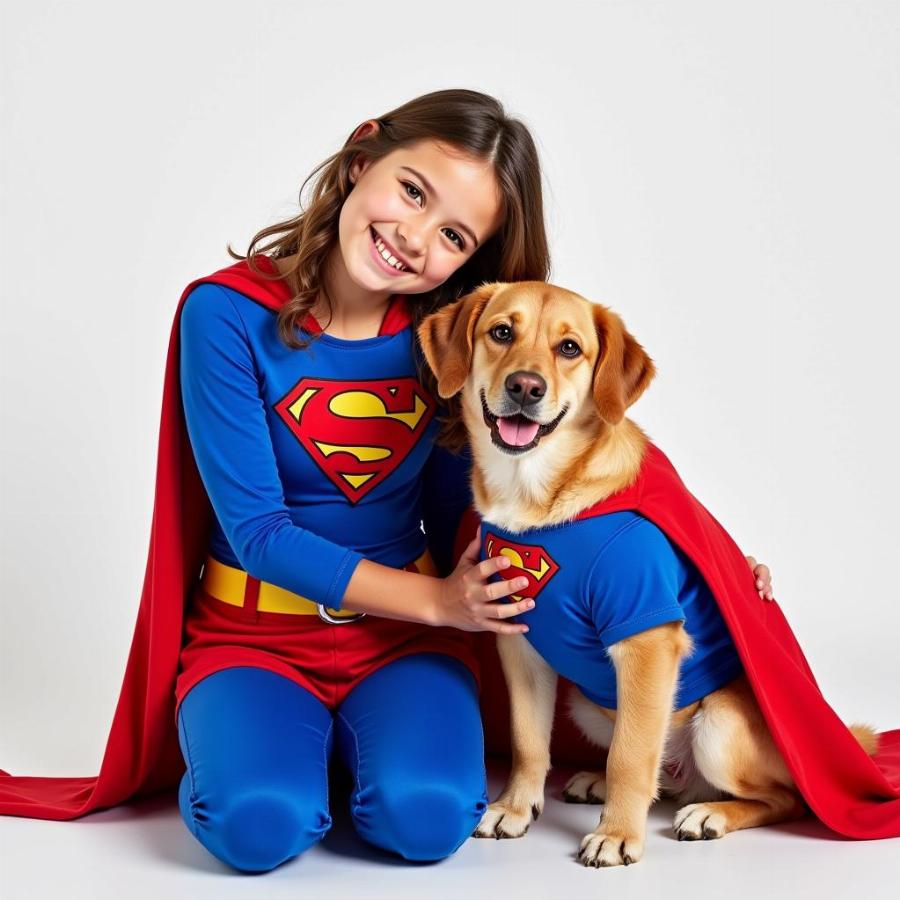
[
  {"x1": 505, "y1": 371, "x2": 546, "y2": 407},
  {"x1": 396, "y1": 221, "x2": 426, "y2": 254}
]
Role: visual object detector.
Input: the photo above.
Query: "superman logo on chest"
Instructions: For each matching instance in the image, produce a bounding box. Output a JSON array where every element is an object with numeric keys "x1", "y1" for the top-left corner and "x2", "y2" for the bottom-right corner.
[
  {"x1": 274, "y1": 376, "x2": 436, "y2": 503},
  {"x1": 484, "y1": 532, "x2": 561, "y2": 600}
]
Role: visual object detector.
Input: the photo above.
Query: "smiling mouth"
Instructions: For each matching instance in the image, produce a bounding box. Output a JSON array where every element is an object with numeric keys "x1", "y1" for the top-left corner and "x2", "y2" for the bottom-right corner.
[
  {"x1": 480, "y1": 390, "x2": 568, "y2": 455},
  {"x1": 370, "y1": 226, "x2": 414, "y2": 273}
]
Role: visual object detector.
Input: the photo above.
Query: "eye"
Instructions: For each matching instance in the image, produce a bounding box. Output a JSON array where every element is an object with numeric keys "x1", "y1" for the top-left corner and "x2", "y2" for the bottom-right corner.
[
  {"x1": 490, "y1": 323, "x2": 513, "y2": 343},
  {"x1": 559, "y1": 339, "x2": 581, "y2": 358},
  {"x1": 442, "y1": 227, "x2": 465, "y2": 250},
  {"x1": 402, "y1": 181, "x2": 424, "y2": 206}
]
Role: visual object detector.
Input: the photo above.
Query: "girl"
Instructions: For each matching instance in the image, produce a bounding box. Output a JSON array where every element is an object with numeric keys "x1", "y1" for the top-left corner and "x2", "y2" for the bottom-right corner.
[{"x1": 0, "y1": 88, "x2": 773, "y2": 872}]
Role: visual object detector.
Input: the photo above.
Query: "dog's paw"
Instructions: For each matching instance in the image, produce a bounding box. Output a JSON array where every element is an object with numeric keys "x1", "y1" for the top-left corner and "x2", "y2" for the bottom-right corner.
[
  {"x1": 562, "y1": 770, "x2": 607, "y2": 804},
  {"x1": 577, "y1": 828, "x2": 644, "y2": 868},
  {"x1": 473, "y1": 799, "x2": 541, "y2": 840},
  {"x1": 673, "y1": 803, "x2": 728, "y2": 841}
]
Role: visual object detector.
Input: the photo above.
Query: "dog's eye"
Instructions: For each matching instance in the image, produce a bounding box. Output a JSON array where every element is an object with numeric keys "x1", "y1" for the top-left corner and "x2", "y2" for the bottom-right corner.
[
  {"x1": 559, "y1": 340, "x2": 581, "y2": 357},
  {"x1": 490, "y1": 324, "x2": 513, "y2": 343}
]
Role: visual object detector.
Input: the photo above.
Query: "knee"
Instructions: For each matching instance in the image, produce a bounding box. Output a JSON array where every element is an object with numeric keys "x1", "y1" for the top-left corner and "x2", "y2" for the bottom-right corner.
[
  {"x1": 218, "y1": 792, "x2": 330, "y2": 873},
  {"x1": 363, "y1": 783, "x2": 486, "y2": 862},
  {"x1": 179, "y1": 774, "x2": 331, "y2": 873}
]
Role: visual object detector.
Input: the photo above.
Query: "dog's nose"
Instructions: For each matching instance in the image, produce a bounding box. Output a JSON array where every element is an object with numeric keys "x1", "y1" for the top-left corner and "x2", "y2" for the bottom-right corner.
[{"x1": 505, "y1": 370, "x2": 546, "y2": 406}]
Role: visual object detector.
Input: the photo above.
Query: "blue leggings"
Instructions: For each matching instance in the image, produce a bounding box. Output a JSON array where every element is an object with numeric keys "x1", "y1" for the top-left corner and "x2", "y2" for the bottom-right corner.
[{"x1": 176, "y1": 653, "x2": 488, "y2": 872}]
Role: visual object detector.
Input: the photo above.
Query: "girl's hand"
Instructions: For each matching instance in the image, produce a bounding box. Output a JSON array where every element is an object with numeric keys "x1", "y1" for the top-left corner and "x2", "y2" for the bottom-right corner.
[
  {"x1": 745, "y1": 555, "x2": 774, "y2": 601},
  {"x1": 436, "y1": 526, "x2": 536, "y2": 634}
]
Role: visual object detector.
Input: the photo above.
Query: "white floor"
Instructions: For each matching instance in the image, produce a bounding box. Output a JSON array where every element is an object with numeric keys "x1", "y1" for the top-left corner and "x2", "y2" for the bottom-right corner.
[{"x1": 2, "y1": 760, "x2": 897, "y2": 900}]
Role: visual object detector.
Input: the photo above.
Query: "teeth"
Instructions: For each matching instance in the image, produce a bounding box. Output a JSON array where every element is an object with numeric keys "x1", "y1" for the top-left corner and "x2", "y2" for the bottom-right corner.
[
  {"x1": 373, "y1": 232, "x2": 408, "y2": 271},
  {"x1": 378, "y1": 241, "x2": 403, "y2": 269}
]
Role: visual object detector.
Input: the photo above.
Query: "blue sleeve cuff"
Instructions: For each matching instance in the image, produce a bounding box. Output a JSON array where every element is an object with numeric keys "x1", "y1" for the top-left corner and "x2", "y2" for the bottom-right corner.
[
  {"x1": 242, "y1": 526, "x2": 365, "y2": 611},
  {"x1": 321, "y1": 549, "x2": 365, "y2": 611},
  {"x1": 599, "y1": 607, "x2": 685, "y2": 647}
]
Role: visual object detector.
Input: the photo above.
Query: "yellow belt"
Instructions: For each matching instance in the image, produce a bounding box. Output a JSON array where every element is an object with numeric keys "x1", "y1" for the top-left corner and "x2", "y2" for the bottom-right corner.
[{"x1": 199, "y1": 549, "x2": 436, "y2": 620}]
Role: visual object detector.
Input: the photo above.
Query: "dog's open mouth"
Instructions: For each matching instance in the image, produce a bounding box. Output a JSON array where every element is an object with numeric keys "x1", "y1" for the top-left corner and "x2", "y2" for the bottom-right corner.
[{"x1": 481, "y1": 390, "x2": 568, "y2": 454}]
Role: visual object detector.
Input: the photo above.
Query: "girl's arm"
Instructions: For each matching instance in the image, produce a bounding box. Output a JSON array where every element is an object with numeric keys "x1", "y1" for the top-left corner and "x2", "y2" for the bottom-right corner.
[
  {"x1": 341, "y1": 527, "x2": 534, "y2": 634},
  {"x1": 181, "y1": 284, "x2": 366, "y2": 608}
]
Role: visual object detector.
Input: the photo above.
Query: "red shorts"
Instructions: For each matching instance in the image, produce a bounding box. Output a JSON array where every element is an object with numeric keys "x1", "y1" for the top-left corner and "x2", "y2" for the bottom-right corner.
[{"x1": 174, "y1": 572, "x2": 479, "y2": 723}]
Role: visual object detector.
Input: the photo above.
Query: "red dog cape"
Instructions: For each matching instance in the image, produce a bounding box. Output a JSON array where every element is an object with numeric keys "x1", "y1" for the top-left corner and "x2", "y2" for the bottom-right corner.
[
  {"x1": 453, "y1": 456, "x2": 900, "y2": 841},
  {"x1": 565, "y1": 443, "x2": 898, "y2": 840}
]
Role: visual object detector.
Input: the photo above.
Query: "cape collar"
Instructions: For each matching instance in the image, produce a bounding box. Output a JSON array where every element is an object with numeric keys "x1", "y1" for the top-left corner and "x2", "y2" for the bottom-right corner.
[{"x1": 235, "y1": 254, "x2": 413, "y2": 337}]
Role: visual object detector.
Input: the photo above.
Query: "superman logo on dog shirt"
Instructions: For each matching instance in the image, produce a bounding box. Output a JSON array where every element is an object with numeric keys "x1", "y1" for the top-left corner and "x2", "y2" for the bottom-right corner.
[
  {"x1": 484, "y1": 532, "x2": 561, "y2": 601},
  {"x1": 274, "y1": 376, "x2": 436, "y2": 503}
]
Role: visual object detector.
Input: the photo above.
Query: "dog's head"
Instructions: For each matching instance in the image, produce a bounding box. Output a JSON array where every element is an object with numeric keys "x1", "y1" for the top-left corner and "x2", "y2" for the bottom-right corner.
[{"x1": 417, "y1": 281, "x2": 655, "y2": 456}]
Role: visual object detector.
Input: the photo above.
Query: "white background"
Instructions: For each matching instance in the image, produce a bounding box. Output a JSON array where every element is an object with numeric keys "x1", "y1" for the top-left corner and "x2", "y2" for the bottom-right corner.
[{"x1": 2, "y1": 0, "x2": 898, "y2": 896}]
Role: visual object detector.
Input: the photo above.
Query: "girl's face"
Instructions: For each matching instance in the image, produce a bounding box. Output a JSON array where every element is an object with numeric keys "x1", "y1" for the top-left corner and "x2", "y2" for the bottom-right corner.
[{"x1": 337, "y1": 138, "x2": 505, "y2": 298}]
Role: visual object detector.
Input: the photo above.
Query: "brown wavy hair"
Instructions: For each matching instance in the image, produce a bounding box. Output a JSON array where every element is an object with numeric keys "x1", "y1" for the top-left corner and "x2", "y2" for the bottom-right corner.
[{"x1": 227, "y1": 88, "x2": 551, "y2": 448}]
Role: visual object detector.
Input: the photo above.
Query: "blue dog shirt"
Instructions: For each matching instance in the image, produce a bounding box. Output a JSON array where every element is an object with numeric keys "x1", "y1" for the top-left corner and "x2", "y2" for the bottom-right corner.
[{"x1": 480, "y1": 510, "x2": 744, "y2": 709}]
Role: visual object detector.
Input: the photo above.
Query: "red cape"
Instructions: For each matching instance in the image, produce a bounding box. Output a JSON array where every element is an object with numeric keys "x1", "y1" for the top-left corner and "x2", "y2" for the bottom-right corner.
[{"x1": 0, "y1": 258, "x2": 356, "y2": 819}]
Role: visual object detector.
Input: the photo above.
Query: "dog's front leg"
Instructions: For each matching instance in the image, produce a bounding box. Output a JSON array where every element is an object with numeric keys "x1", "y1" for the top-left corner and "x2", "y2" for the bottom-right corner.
[
  {"x1": 474, "y1": 634, "x2": 558, "y2": 839},
  {"x1": 577, "y1": 622, "x2": 690, "y2": 867}
]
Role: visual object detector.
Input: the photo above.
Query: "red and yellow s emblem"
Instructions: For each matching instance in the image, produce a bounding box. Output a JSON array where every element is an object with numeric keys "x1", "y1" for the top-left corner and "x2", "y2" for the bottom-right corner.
[
  {"x1": 274, "y1": 377, "x2": 435, "y2": 503},
  {"x1": 484, "y1": 532, "x2": 560, "y2": 601}
]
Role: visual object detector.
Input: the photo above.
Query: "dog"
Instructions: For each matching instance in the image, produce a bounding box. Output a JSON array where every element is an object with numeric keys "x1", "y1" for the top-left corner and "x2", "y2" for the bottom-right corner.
[{"x1": 417, "y1": 281, "x2": 878, "y2": 868}]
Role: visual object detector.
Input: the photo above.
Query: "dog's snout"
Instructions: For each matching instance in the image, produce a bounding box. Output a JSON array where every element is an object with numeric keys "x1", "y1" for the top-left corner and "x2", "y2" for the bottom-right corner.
[{"x1": 505, "y1": 370, "x2": 546, "y2": 406}]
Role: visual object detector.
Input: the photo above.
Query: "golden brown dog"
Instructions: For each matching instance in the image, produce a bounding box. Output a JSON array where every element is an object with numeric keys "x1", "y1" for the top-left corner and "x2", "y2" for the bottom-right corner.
[{"x1": 417, "y1": 281, "x2": 877, "y2": 868}]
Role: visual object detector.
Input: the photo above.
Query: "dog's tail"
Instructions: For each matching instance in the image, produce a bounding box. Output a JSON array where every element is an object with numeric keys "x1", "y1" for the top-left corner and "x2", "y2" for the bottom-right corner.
[{"x1": 848, "y1": 722, "x2": 880, "y2": 757}]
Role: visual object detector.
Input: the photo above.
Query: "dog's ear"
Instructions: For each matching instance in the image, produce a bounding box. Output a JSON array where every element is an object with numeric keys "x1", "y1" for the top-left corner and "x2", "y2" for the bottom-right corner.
[
  {"x1": 591, "y1": 303, "x2": 656, "y2": 424},
  {"x1": 417, "y1": 282, "x2": 503, "y2": 398}
]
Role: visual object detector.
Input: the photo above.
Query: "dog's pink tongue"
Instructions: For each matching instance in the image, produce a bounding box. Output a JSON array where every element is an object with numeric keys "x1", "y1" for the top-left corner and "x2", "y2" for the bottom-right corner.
[{"x1": 498, "y1": 416, "x2": 540, "y2": 447}]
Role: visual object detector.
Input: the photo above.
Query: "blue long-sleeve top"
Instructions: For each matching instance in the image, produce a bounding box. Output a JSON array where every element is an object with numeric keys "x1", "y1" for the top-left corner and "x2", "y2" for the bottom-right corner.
[{"x1": 179, "y1": 282, "x2": 472, "y2": 610}]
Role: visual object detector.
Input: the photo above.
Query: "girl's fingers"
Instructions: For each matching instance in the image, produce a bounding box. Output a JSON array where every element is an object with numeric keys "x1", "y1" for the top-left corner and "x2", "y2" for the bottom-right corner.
[
  {"x1": 477, "y1": 555, "x2": 512, "y2": 578},
  {"x1": 460, "y1": 528, "x2": 482, "y2": 564},
  {"x1": 751, "y1": 563, "x2": 774, "y2": 601},
  {"x1": 488, "y1": 621, "x2": 530, "y2": 635},
  {"x1": 482, "y1": 596, "x2": 534, "y2": 619},
  {"x1": 485, "y1": 576, "x2": 529, "y2": 601}
]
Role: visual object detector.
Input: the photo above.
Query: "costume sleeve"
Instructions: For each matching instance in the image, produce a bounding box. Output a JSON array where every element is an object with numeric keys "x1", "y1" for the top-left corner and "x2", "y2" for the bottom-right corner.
[
  {"x1": 179, "y1": 283, "x2": 363, "y2": 610},
  {"x1": 421, "y1": 440, "x2": 474, "y2": 577},
  {"x1": 585, "y1": 516, "x2": 686, "y2": 647}
]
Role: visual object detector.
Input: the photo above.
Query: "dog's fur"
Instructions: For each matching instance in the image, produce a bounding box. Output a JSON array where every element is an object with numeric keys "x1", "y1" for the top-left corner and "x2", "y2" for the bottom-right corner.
[{"x1": 418, "y1": 281, "x2": 878, "y2": 867}]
